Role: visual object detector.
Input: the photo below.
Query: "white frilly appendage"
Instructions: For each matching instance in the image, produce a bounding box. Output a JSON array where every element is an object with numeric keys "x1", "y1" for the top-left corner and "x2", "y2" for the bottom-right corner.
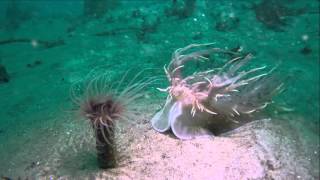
[{"x1": 151, "y1": 43, "x2": 284, "y2": 140}]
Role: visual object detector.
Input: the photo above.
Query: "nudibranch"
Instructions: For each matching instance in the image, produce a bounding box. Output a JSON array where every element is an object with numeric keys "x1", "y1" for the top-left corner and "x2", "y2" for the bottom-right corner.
[{"x1": 151, "y1": 43, "x2": 283, "y2": 140}]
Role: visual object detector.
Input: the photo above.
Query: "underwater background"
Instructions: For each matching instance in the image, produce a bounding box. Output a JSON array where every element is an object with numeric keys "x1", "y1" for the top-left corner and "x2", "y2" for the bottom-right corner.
[{"x1": 0, "y1": 0, "x2": 319, "y2": 179}]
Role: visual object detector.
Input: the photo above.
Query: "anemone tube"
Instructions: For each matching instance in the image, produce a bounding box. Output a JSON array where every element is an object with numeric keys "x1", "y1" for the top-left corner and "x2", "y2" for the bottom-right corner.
[{"x1": 81, "y1": 97, "x2": 121, "y2": 168}]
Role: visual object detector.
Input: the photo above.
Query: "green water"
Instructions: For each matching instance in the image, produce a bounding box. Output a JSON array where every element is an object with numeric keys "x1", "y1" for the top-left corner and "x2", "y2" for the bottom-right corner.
[{"x1": 0, "y1": 0, "x2": 318, "y2": 179}]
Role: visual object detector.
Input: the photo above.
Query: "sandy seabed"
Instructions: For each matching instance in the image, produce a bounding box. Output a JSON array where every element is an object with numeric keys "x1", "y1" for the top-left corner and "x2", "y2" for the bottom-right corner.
[{"x1": 30, "y1": 102, "x2": 318, "y2": 180}]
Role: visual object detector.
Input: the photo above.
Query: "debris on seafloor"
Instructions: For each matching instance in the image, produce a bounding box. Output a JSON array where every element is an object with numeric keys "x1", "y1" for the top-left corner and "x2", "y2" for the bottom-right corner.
[
  {"x1": 94, "y1": 15, "x2": 160, "y2": 42},
  {"x1": 300, "y1": 46, "x2": 312, "y2": 55},
  {"x1": 25, "y1": 161, "x2": 40, "y2": 171},
  {"x1": 215, "y1": 14, "x2": 240, "y2": 32},
  {"x1": 151, "y1": 43, "x2": 284, "y2": 140},
  {"x1": 0, "y1": 64, "x2": 10, "y2": 83},
  {"x1": 4, "y1": 0, "x2": 34, "y2": 30},
  {"x1": 0, "y1": 38, "x2": 65, "y2": 49},
  {"x1": 83, "y1": 0, "x2": 118, "y2": 18},
  {"x1": 26, "y1": 60, "x2": 42, "y2": 68},
  {"x1": 136, "y1": 16, "x2": 161, "y2": 42},
  {"x1": 94, "y1": 27, "x2": 135, "y2": 37},
  {"x1": 164, "y1": 0, "x2": 197, "y2": 19},
  {"x1": 1, "y1": 176, "x2": 13, "y2": 180},
  {"x1": 252, "y1": 0, "x2": 305, "y2": 31}
]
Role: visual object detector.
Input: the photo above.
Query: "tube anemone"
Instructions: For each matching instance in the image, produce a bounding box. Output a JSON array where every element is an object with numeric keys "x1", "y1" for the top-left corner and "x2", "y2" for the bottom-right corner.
[
  {"x1": 80, "y1": 95, "x2": 122, "y2": 168},
  {"x1": 71, "y1": 69, "x2": 158, "y2": 169}
]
